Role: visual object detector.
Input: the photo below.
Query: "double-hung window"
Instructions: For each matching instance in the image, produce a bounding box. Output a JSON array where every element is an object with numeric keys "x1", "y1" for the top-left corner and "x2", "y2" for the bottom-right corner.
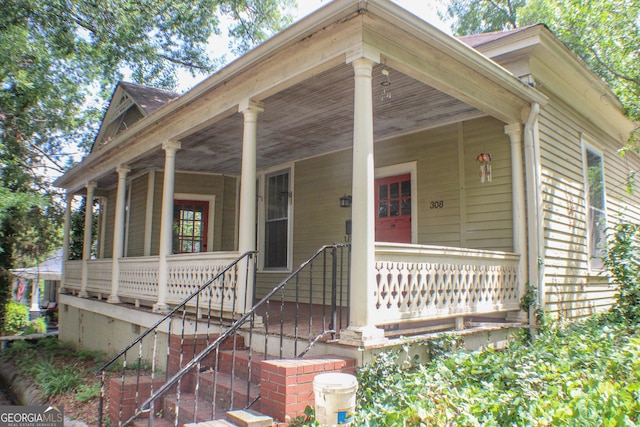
[
  {"x1": 264, "y1": 169, "x2": 290, "y2": 269},
  {"x1": 583, "y1": 144, "x2": 606, "y2": 271}
]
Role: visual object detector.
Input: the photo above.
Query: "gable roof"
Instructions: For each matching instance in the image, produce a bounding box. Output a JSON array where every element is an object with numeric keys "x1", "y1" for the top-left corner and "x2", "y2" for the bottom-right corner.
[
  {"x1": 459, "y1": 23, "x2": 636, "y2": 142},
  {"x1": 91, "y1": 82, "x2": 180, "y2": 153},
  {"x1": 458, "y1": 24, "x2": 543, "y2": 48},
  {"x1": 117, "y1": 82, "x2": 181, "y2": 115}
]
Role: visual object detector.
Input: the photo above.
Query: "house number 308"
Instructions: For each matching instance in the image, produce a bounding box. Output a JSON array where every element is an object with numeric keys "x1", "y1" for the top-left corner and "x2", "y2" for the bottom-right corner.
[{"x1": 429, "y1": 200, "x2": 444, "y2": 209}]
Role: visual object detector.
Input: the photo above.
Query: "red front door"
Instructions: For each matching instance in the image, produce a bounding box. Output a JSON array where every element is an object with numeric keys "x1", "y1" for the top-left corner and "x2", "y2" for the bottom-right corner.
[{"x1": 375, "y1": 174, "x2": 411, "y2": 243}]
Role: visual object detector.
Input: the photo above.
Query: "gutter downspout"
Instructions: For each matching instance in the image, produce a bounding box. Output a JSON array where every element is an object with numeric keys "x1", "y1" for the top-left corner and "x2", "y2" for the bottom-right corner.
[{"x1": 524, "y1": 103, "x2": 543, "y2": 324}]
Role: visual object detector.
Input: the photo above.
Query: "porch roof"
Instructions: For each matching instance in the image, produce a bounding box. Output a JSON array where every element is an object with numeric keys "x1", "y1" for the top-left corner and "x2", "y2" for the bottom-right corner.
[{"x1": 56, "y1": 0, "x2": 547, "y2": 193}]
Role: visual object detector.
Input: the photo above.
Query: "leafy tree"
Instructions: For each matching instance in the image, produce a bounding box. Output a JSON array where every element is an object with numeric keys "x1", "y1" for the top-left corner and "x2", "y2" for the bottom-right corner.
[
  {"x1": 440, "y1": 0, "x2": 640, "y2": 122},
  {"x1": 441, "y1": 0, "x2": 525, "y2": 34},
  {"x1": 0, "y1": 0, "x2": 295, "y2": 330}
]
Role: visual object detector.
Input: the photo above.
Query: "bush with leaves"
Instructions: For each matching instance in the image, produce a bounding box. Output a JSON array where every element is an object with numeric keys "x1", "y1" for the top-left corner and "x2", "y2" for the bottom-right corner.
[
  {"x1": 352, "y1": 316, "x2": 639, "y2": 426},
  {"x1": 602, "y1": 222, "x2": 640, "y2": 324},
  {"x1": 24, "y1": 317, "x2": 47, "y2": 335},
  {"x1": 4, "y1": 301, "x2": 29, "y2": 335}
]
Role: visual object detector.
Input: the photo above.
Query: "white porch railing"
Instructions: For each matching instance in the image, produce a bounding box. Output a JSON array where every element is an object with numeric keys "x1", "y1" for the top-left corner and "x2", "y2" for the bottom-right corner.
[
  {"x1": 63, "y1": 252, "x2": 243, "y2": 310},
  {"x1": 64, "y1": 260, "x2": 83, "y2": 291},
  {"x1": 166, "y1": 252, "x2": 242, "y2": 309},
  {"x1": 119, "y1": 256, "x2": 160, "y2": 302},
  {"x1": 374, "y1": 243, "x2": 521, "y2": 324},
  {"x1": 86, "y1": 259, "x2": 112, "y2": 294}
]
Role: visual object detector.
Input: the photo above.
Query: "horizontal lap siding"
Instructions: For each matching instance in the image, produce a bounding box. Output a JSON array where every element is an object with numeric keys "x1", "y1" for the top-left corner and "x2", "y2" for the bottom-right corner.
[
  {"x1": 539, "y1": 99, "x2": 640, "y2": 319},
  {"x1": 462, "y1": 119, "x2": 513, "y2": 251},
  {"x1": 102, "y1": 188, "x2": 117, "y2": 259},
  {"x1": 539, "y1": 104, "x2": 593, "y2": 319},
  {"x1": 174, "y1": 172, "x2": 236, "y2": 252},
  {"x1": 126, "y1": 175, "x2": 148, "y2": 257},
  {"x1": 255, "y1": 150, "x2": 352, "y2": 302},
  {"x1": 254, "y1": 117, "x2": 514, "y2": 301}
]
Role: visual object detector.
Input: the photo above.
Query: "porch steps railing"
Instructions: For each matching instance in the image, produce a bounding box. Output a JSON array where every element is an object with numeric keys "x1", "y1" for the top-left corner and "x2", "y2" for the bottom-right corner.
[{"x1": 97, "y1": 244, "x2": 350, "y2": 427}]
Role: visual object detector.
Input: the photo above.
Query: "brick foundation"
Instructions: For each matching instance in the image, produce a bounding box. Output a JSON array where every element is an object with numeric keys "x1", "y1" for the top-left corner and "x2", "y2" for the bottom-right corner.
[{"x1": 259, "y1": 356, "x2": 356, "y2": 422}]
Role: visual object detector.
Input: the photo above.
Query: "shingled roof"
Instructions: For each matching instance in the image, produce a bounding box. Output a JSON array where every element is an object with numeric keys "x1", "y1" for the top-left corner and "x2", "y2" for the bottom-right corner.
[{"x1": 118, "y1": 81, "x2": 181, "y2": 115}]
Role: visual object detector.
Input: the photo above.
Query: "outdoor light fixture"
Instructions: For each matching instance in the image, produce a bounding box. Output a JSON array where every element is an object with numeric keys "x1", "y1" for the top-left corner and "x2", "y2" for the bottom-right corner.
[{"x1": 339, "y1": 194, "x2": 352, "y2": 208}]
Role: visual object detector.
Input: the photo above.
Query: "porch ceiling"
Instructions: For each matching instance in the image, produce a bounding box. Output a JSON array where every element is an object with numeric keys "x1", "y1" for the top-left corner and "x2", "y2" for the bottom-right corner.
[{"x1": 103, "y1": 63, "x2": 484, "y2": 187}]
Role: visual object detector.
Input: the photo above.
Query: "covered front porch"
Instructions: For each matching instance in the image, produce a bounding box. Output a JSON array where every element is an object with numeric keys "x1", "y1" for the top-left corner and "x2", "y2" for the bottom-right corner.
[{"x1": 56, "y1": 0, "x2": 546, "y2": 347}]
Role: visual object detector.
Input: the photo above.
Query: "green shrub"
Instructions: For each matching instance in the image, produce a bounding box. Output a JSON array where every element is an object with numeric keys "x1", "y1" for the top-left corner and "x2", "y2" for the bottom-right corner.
[
  {"x1": 24, "y1": 317, "x2": 47, "y2": 335},
  {"x1": 4, "y1": 301, "x2": 29, "y2": 335},
  {"x1": 603, "y1": 222, "x2": 640, "y2": 323},
  {"x1": 354, "y1": 316, "x2": 640, "y2": 426}
]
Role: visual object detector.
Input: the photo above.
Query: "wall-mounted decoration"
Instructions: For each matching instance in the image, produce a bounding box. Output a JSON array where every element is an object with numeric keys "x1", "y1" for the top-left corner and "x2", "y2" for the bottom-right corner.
[{"x1": 477, "y1": 153, "x2": 492, "y2": 183}]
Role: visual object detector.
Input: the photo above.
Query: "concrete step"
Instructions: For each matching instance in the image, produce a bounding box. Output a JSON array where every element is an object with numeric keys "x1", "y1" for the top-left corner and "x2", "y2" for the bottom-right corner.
[{"x1": 227, "y1": 410, "x2": 273, "y2": 427}]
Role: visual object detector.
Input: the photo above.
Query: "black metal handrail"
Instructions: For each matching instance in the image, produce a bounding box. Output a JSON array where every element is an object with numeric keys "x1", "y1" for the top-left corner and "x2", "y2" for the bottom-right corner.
[
  {"x1": 96, "y1": 251, "x2": 257, "y2": 427},
  {"x1": 102, "y1": 244, "x2": 350, "y2": 427}
]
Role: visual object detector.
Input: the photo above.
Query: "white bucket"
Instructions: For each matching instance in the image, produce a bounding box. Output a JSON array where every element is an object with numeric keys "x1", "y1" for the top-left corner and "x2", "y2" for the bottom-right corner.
[{"x1": 313, "y1": 373, "x2": 358, "y2": 426}]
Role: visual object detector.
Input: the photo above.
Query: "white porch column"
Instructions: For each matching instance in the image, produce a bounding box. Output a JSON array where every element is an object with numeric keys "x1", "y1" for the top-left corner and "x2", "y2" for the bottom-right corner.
[
  {"x1": 108, "y1": 165, "x2": 130, "y2": 304},
  {"x1": 505, "y1": 123, "x2": 528, "y2": 322},
  {"x1": 237, "y1": 100, "x2": 263, "y2": 314},
  {"x1": 154, "y1": 141, "x2": 181, "y2": 313},
  {"x1": 80, "y1": 181, "x2": 96, "y2": 298},
  {"x1": 60, "y1": 192, "x2": 73, "y2": 293},
  {"x1": 341, "y1": 57, "x2": 386, "y2": 346}
]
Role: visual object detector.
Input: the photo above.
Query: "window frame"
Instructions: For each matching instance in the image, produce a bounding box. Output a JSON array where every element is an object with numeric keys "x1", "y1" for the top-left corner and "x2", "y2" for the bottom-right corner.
[
  {"x1": 257, "y1": 166, "x2": 293, "y2": 272},
  {"x1": 581, "y1": 139, "x2": 607, "y2": 272},
  {"x1": 172, "y1": 193, "x2": 215, "y2": 254}
]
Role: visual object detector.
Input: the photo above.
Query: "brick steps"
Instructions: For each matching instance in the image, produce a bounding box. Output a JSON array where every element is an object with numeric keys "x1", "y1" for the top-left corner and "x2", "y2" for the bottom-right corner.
[{"x1": 111, "y1": 333, "x2": 356, "y2": 426}]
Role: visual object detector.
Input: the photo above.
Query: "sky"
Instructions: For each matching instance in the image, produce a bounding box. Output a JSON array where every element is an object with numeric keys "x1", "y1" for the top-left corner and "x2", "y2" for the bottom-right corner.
[{"x1": 177, "y1": 0, "x2": 450, "y2": 91}]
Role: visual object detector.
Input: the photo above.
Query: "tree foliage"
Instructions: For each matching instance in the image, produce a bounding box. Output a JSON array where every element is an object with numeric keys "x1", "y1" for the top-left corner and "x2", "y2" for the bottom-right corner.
[
  {"x1": 441, "y1": 0, "x2": 525, "y2": 34},
  {"x1": 0, "y1": 0, "x2": 294, "y2": 330},
  {"x1": 441, "y1": 0, "x2": 640, "y2": 122}
]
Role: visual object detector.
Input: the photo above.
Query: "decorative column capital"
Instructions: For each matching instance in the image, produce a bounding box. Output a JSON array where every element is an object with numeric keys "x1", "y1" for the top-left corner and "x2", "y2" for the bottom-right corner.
[
  {"x1": 116, "y1": 164, "x2": 131, "y2": 176},
  {"x1": 86, "y1": 181, "x2": 97, "y2": 191},
  {"x1": 351, "y1": 57, "x2": 375, "y2": 78},
  {"x1": 238, "y1": 99, "x2": 264, "y2": 116},
  {"x1": 162, "y1": 140, "x2": 181, "y2": 153},
  {"x1": 504, "y1": 123, "x2": 523, "y2": 142}
]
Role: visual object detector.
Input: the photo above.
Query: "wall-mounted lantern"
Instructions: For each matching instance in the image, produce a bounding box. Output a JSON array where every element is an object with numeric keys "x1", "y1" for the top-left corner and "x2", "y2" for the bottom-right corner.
[{"x1": 339, "y1": 194, "x2": 352, "y2": 208}]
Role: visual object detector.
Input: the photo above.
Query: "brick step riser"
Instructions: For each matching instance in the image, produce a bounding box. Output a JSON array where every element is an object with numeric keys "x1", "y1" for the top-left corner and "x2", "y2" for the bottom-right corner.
[
  {"x1": 197, "y1": 375, "x2": 260, "y2": 411},
  {"x1": 217, "y1": 352, "x2": 262, "y2": 384},
  {"x1": 163, "y1": 395, "x2": 228, "y2": 426}
]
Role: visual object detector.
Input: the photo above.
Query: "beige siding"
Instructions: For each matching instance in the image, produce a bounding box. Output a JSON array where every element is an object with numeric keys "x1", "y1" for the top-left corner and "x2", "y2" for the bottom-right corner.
[
  {"x1": 462, "y1": 119, "x2": 513, "y2": 251},
  {"x1": 538, "y1": 97, "x2": 640, "y2": 319},
  {"x1": 255, "y1": 116, "x2": 515, "y2": 299},
  {"x1": 102, "y1": 188, "x2": 117, "y2": 258},
  {"x1": 175, "y1": 172, "x2": 236, "y2": 251},
  {"x1": 151, "y1": 172, "x2": 163, "y2": 255},
  {"x1": 142, "y1": 171, "x2": 237, "y2": 253},
  {"x1": 126, "y1": 175, "x2": 148, "y2": 257}
]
